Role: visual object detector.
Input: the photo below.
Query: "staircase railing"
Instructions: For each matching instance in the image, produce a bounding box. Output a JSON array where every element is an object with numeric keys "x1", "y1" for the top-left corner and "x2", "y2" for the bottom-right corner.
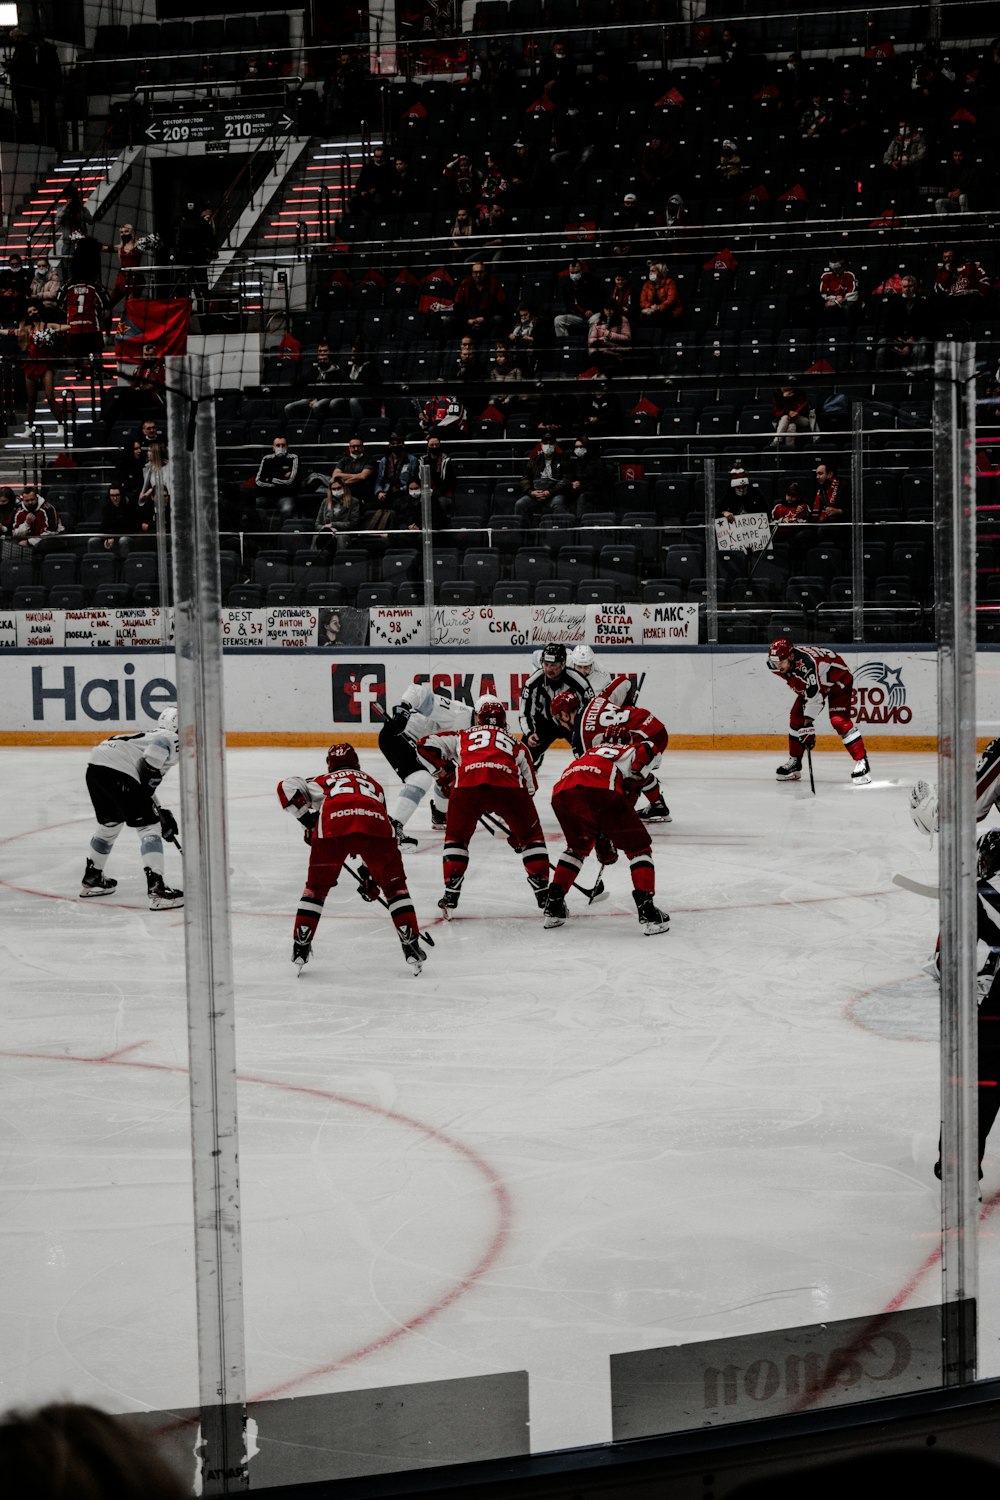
[{"x1": 20, "y1": 128, "x2": 119, "y2": 262}]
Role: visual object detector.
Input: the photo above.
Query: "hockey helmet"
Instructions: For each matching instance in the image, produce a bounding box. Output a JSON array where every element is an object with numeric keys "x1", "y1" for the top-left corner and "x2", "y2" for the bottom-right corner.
[
  {"x1": 767, "y1": 636, "x2": 795, "y2": 672},
  {"x1": 569, "y1": 644, "x2": 595, "y2": 673},
  {"x1": 326, "y1": 742, "x2": 360, "y2": 772},
  {"x1": 474, "y1": 695, "x2": 507, "y2": 728},
  {"x1": 978, "y1": 830, "x2": 1000, "y2": 883},
  {"x1": 551, "y1": 689, "x2": 581, "y2": 725},
  {"x1": 157, "y1": 705, "x2": 178, "y2": 732},
  {"x1": 541, "y1": 642, "x2": 567, "y2": 665}
]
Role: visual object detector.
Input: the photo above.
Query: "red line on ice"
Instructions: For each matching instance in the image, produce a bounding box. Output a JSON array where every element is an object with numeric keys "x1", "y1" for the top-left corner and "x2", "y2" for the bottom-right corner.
[{"x1": 0, "y1": 1047, "x2": 512, "y2": 1403}]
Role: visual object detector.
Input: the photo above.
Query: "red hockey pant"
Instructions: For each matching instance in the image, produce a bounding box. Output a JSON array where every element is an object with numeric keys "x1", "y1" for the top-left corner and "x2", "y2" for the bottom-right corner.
[
  {"x1": 789, "y1": 689, "x2": 867, "y2": 762},
  {"x1": 443, "y1": 784, "x2": 549, "y2": 890},
  {"x1": 296, "y1": 832, "x2": 417, "y2": 944},
  {"x1": 551, "y1": 786, "x2": 655, "y2": 897}
]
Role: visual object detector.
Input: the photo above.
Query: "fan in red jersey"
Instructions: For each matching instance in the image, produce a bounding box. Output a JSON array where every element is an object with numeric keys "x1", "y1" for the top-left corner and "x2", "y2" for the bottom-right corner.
[
  {"x1": 276, "y1": 743, "x2": 428, "y2": 974},
  {"x1": 415, "y1": 694, "x2": 550, "y2": 916},
  {"x1": 766, "y1": 637, "x2": 871, "y2": 784},
  {"x1": 544, "y1": 725, "x2": 669, "y2": 934},
  {"x1": 58, "y1": 276, "x2": 109, "y2": 379},
  {"x1": 551, "y1": 688, "x2": 671, "y2": 822}
]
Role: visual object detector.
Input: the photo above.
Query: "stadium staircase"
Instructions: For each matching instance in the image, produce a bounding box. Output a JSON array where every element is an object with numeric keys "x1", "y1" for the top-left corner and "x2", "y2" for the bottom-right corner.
[
  {"x1": 5, "y1": 152, "x2": 129, "y2": 259},
  {"x1": 208, "y1": 138, "x2": 367, "y2": 316}
]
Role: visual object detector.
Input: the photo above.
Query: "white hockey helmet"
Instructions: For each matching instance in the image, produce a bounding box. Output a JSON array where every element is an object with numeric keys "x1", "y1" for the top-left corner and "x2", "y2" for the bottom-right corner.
[
  {"x1": 157, "y1": 705, "x2": 178, "y2": 732},
  {"x1": 569, "y1": 644, "x2": 596, "y2": 673}
]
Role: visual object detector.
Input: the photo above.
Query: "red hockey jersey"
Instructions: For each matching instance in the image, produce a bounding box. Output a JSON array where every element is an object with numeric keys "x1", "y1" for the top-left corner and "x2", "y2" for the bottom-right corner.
[
  {"x1": 417, "y1": 725, "x2": 538, "y2": 794},
  {"x1": 61, "y1": 281, "x2": 107, "y2": 335},
  {"x1": 777, "y1": 645, "x2": 853, "y2": 707},
  {"x1": 277, "y1": 768, "x2": 393, "y2": 840},
  {"x1": 577, "y1": 694, "x2": 668, "y2": 758},
  {"x1": 555, "y1": 740, "x2": 651, "y2": 797}
]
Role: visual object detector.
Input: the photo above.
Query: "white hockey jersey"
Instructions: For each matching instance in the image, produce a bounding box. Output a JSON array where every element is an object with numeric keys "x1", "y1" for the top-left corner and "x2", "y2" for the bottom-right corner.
[
  {"x1": 397, "y1": 683, "x2": 473, "y2": 742},
  {"x1": 89, "y1": 727, "x2": 179, "y2": 786}
]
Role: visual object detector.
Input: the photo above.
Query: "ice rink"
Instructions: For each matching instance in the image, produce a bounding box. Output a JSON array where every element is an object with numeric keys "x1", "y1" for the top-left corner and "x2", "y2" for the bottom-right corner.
[{"x1": 2, "y1": 742, "x2": 998, "y2": 1457}]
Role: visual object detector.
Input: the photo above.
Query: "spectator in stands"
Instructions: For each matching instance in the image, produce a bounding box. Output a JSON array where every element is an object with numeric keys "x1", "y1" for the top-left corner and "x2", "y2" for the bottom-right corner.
[
  {"x1": 875, "y1": 275, "x2": 934, "y2": 369},
  {"x1": 639, "y1": 261, "x2": 682, "y2": 323},
  {"x1": 771, "y1": 480, "x2": 806, "y2": 528},
  {"x1": 836, "y1": 84, "x2": 867, "y2": 142},
  {"x1": 452, "y1": 261, "x2": 506, "y2": 340},
  {"x1": 587, "y1": 300, "x2": 631, "y2": 371},
  {"x1": 562, "y1": 434, "x2": 612, "y2": 518},
  {"x1": 171, "y1": 202, "x2": 217, "y2": 312},
  {"x1": 424, "y1": 433, "x2": 456, "y2": 514},
  {"x1": 934, "y1": 147, "x2": 980, "y2": 214},
  {"x1": 283, "y1": 341, "x2": 341, "y2": 425},
  {"x1": 774, "y1": 460, "x2": 844, "y2": 525},
  {"x1": 119, "y1": 437, "x2": 147, "y2": 497},
  {"x1": 579, "y1": 378, "x2": 621, "y2": 436},
  {"x1": 58, "y1": 272, "x2": 109, "y2": 380},
  {"x1": 609, "y1": 270, "x2": 633, "y2": 316},
  {"x1": 443, "y1": 152, "x2": 482, "y2": 205},
  {"x1": 351, "y1": 144, "x2": 392, "y2": 215},
  {"x1": 28, "y1": 253, "x2": 60, "y2": 312},
  {"x1": 662, "y1": 193, "x2": 688, "y2": 237},
  {"x1": 799, "y1": 92, "x2": 834, "y2": 145},
  {"x1": 254, "y1": 435, "x2": 299, "y2": 518},
  {"x1": 0, "y1": 486, "x2": 17, "y2": 555},
  {"x1": 329, "y1": 436, "x2": 374, "y2": 514},
  {"x1": 313, "y1": 474, "x2": 359, "y2": 551},
  {"x1": 99, "y1": 483, "x2": 136, "y2": 559},
  {"x1": 516, "y1": 435, "x2": 569, "y2": 527},
  {"x1": 343, "y1": 339, "x2": 381, "y2": 420},
  {"x1": 0, "y1": 253, "x2": 31, "y2": 321},
  {"x1": 715, "y1": 138, "x2": 748, "y2": 192},
  {"x1": 818, "y1": 255, "x2": 860, "y2": 323},
  {"x1": 323, "y1": 49, "x2": 369, "y2": 132},
  {"x1": 108, "y1": 223, "x2": 145, "y2": 308},
  {"x1": 140, "y1": 442, "x2": 171, "y2": 515},
  {"x1": 881, "y1": 118, "x2": 927, "y2": 203},
  {"x1": 637, "y1": 134, "x2": 676, "y2": 199},
  {"x1": 509, "y1": 302, "x2": 542, "y2": 369},
  {"x1": 719, "y1": 461, "x2": 765, "y2": 521},
  {"x1": 488, "y1": 338, "x2": 525, "y2": 410},
  {"x1": 446, "y1": 333, "x2": 487, "y2": 384},
  {"x1": 134, "y1": 416, "x2": 166, "y2": 452},
  {"x1": 55, "y1": 182, "x2": 92, "y2": 261},
  {"x1": 539, "y1": 37, "x2": 577, "y2": 106},
  {"x1": 449, "y1": 206, "x2": 474, "y2": 249},
  {"x1": 11, "y1": 487, "x2": 49, "y2": 549},
  {"x1": 373, "y1": 433, "x2": 418, "y2": 514},
  {"x1": 771, "y1": 384, "x2": 817, "y2": 448},
  {"x1": 554, "y1": 257, "x2": 605, "y2": 339},
  {"x1": 388, "y1": 155, "x2": 417, "y2": 214}
]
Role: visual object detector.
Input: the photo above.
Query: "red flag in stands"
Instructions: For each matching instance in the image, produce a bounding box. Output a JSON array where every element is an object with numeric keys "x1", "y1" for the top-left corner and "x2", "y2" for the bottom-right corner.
[{"x1": 114, "y1": 298, "x2": 191, "y2": 374}]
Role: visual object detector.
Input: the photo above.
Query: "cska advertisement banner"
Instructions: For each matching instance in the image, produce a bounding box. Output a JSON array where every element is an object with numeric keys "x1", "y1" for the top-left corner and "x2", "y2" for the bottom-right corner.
[{"x1": 114, "y1": 297, "x2": 192, "y2": 375}]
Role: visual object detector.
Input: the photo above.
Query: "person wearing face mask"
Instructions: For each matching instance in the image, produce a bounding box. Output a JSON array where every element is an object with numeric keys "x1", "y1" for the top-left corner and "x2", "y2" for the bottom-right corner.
[
  {"x1": 516, "y1": 436, "x2": 570, "y2": 530},
  {"x1": 371, "y1": 433, "x2": 418, "y2": 527},
  {"x1": 314, "y1": 472, "x2": 359, "y2": 551},
  {"x1": 554, "y1": 258, "x2": 606, "y2": 340},
  {"x1": 818, "y1": 255, "x2": 860, "y2": 321},
  {"x1": 254, "y1": 436, "x2": 300, "y2": 518},
  {"x1": 562, "y1": 435, "x2": 612, "y2": 519},
  {"x1": 329, "y1": 437, "x2": 374, "y2": 514},
  {"x1": 487, "y1": 338, "x2": 525, "y2": 411},
  {"x1": 30, "y1": 255, "x2": 62, "y2": 310},
  {"x1": 639, "y1": 262, "x2": 682, "y2": 322}
]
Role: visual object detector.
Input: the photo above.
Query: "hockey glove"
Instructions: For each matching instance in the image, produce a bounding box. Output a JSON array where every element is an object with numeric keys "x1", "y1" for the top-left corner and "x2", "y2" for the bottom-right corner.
[
  {"x1": 158, "y1": 806, "x2": 179, "y2": 843},
  {"x1": 356, "y1": 864, "x2": 381, "y2": 902},
  {"x1": 436, "y1": 764, "x2": 456, "y2": 795},
  {"x1": 595, "y1": 833, "x2": 619, "y2": 867},
  {"x1": 793, "y1": 720, "x2": 816, "y2": 750},
  {"x1": 909, "y1": 779, "x2": 939, "y2": 838}
]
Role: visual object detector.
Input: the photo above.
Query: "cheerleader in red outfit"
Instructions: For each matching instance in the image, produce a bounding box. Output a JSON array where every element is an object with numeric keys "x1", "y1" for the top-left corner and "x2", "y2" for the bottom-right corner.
[{"x1": 16, "y1": 302, "x2": 68, "y2": 438}]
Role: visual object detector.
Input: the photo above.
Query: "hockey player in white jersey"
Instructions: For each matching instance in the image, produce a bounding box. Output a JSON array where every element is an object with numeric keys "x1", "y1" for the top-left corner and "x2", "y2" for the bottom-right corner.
[
  {"x1": 910, "y1": 737, "x2": 1000, "y2": 840},
  {"x1": 378, "y1": 681, "x2": 474, "y2": 842},
  {"x1": 80, "y1": 706, "x2": 183, "y2": 909}
]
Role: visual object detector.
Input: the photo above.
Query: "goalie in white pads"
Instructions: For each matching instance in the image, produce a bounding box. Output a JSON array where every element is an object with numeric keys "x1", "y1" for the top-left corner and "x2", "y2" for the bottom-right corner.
[
  {"x1": 378, "y1": 682, "x2": 473, "y2": 842},
  {"x1": 81, "y1": 706, "x2": 183, "y2": 909},
  {"x1": 910, "y1": 737, "x2": 1000, "y2": 839}
]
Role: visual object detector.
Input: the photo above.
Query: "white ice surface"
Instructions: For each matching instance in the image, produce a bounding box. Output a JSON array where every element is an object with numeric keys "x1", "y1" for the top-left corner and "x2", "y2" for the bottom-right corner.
[{"x1": 1, "y1": 745, "x2": 997, "y2": 1454}]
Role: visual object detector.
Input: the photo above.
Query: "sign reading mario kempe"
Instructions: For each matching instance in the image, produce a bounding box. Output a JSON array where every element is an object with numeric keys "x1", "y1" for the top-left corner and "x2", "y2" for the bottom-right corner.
[{"x1": 714, "y1": 512, "x2": 772, "y2": 553}]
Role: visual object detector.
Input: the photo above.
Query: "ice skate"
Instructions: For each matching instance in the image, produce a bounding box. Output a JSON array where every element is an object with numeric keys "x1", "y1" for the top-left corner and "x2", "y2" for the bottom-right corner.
[
  {"x1": 633, "y1": 890, "x2": 670, "y2": 935},
  {"x1": 543, "y1": 886, "x2": 567, "y2": 929},
  {"x1": 430, "y1": 803, "x2": 447, "y2": 829},
  {"x1": 398, "y1": 925, "x2": 427, "y2": 974},
  {"x1": 80, "y1": 859, "x2": 117, "y2": 898},
  {"x1": 145, "y1": 867, "x2": 184, "y2": 911},
  {"x1": 437, "y1": 875, "x2": 462, "y2": 918},
  {"x1": 850, "y1": 756, "x2": 872, "y2": 785},
  {"x1": 292, "y1": 925, "x2": 312, "y2": 974},
  {"x1": 391, "y1": 817, "x2": 418, "y2": 847},
  {"x1": 638, "y1": 796, "x2": 672, "y2": 823},
  {"x1": 528, "y1": 874, "x2": 550, "y2": 909},
  {"x1": 776, "y1": 758, "x2": 802, "y2": 782}
]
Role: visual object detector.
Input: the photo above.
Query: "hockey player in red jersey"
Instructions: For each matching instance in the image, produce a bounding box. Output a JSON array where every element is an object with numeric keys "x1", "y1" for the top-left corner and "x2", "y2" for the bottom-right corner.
[
  {"x1": 550, "y1": 686, "x2": 672, "y2": 822},
  {"x1": 545, "y1": 724, "x2": 669, "y2": 934},
  {"x1": 277, "y1": 743, "x2": 428, "y2": 974},
  {"x1": 766, "y1": 636, "x2": 871, "y2": 784},
  {"x1": 416, "y1": 695, "x2": 550, "y2": 916}
]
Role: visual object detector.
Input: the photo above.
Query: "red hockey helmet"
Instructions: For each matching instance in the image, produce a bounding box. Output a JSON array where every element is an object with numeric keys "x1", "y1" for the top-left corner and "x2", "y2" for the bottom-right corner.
[
  {"x1": 767, "y1": 636, "x2": 795, "y2": 673},
  {"x1": 551, "y1": 689, "x2": 581, "y2": 724},
  {"x1": 326, "y1": 742, "x2": 360, "y2": 771},
  {"x1": 474, "y1": 695, "x2": 507, "y2": 728}
]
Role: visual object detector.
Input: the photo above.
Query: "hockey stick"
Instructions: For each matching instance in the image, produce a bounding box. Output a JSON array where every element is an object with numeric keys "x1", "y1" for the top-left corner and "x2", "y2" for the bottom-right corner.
[
  {"x1": 152, "y1": 797, "x2": 183, "y2": 854},
  {"x1": 892, "y1": 872, "x2": 939, "y2": 899},
  {"x1": 806, "y1": 746, "x2": 816, "y2": 796},
  {"x1": 480, "y1": 810, "x2": 606, "y2": 901},
  {"x1": 343, "y1": 861, "x2": 436, "y2": 945}
]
